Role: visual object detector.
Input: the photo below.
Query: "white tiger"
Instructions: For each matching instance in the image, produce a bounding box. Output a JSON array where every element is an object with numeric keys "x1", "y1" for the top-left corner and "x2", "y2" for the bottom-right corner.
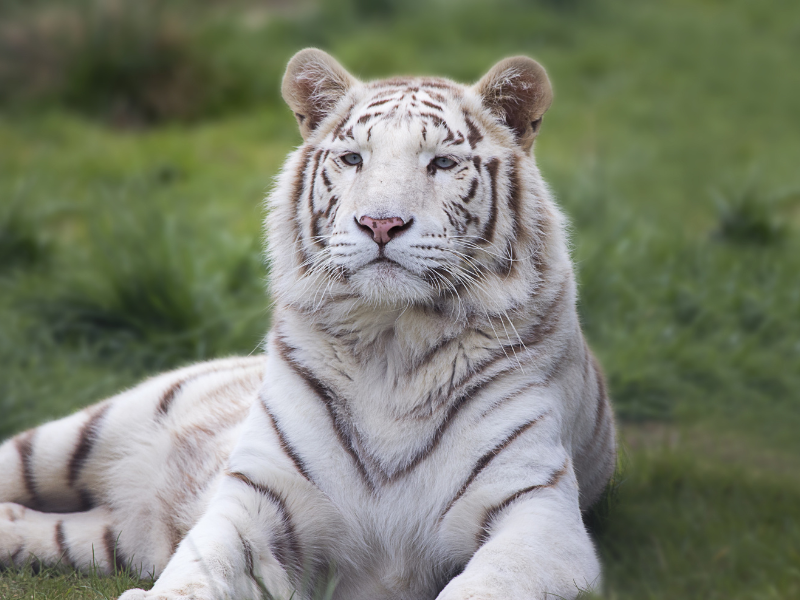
[{"x1": 0, "y1": 49, "x2": 616, "y2": 600}]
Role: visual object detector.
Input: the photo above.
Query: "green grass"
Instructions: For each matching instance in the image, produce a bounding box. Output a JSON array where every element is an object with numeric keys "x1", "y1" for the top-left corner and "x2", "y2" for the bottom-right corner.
[
  {"x1": 1, "y1": 0, "x2": 799, "y2": 598},
  {"x1": 0, "y1": 562, "x2": 152, "y2": 600}
]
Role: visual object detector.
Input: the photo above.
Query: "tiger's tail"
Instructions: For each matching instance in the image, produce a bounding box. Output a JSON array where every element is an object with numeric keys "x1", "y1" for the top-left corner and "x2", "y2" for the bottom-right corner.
[{"x1": 0, "y1": 403, "x2": 110, "y2": 514}]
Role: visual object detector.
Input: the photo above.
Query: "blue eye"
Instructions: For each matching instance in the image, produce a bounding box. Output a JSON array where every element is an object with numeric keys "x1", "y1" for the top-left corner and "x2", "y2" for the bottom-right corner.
[
  {"x1": 342, "y1": 153, "x2": 363, "y2": 166},
  {"x1": 433, "y1": 156, "x2": 456, "y2": 169}
]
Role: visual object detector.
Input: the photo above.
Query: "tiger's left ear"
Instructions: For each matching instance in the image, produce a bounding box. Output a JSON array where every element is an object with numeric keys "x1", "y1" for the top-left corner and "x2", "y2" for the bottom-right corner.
[
  {"x1": 282, "y1": 48, "x2": 358, "y2": 140},
  {"x1": 474, "y1": 56, "x2": 553, "y2": 152}
]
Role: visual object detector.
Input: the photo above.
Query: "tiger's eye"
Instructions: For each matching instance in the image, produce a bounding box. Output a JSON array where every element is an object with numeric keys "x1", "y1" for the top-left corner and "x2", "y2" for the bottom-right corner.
[
  {"x1": 433, "y1": 156, "x2": 456, "y2": 169},
  {"x1": 342, "y1": 153, "x2": 363, "y2": 166}
]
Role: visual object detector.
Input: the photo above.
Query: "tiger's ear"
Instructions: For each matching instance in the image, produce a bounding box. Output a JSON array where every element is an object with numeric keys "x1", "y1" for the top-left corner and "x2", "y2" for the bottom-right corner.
[
  {"x1": 474, "y1": 56, "x2": 553, "y2": 151},
  {"x1": 282, "y1": 48, "x2": 358, "y2": 140}
]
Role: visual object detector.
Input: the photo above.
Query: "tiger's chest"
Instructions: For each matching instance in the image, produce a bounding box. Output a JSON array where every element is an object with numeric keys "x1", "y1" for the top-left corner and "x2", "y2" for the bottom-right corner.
[{"x1": 251, "y1": 360, "x2": 555, "y2": 590}]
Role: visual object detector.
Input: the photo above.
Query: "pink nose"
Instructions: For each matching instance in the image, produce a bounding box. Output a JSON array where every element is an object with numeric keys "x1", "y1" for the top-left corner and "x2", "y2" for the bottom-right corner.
[{"x1": 358, "y1": 216, "x2": 407, "y2": 244}]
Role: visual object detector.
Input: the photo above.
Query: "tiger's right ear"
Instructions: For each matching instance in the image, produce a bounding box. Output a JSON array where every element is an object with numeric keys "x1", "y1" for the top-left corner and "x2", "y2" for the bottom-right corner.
[
  {"x1": 282, "y1": 49, "x2": 358, "y2": 140},
  {"x1": 474, "y1": 56, "x2": 553, "y2": 152}
]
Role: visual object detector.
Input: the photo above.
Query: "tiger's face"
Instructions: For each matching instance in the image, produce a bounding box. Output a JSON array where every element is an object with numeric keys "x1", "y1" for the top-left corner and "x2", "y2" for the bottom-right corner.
[{"x1": 271, "y1": 50, "x2": 554, "y2": 311}]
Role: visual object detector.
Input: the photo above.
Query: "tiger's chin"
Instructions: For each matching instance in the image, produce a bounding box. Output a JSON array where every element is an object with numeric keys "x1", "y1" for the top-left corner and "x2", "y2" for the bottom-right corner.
[{"x1": 348, "y1": 260, "x2": 435, "y2": 306}]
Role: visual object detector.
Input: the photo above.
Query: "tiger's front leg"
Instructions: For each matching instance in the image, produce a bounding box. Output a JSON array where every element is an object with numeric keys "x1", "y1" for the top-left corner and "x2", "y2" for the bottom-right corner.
[
  {"x1": 437, "y1": 464, "x2": 601, "y2": 600},
  {"x1": 119, "y1": 471, "x2": 298, "y2": 600}
]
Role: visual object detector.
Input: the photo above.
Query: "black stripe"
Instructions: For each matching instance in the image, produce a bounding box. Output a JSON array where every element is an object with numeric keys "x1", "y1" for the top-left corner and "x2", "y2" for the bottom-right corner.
[
  {"x1": 67, "y1": 404, "x2": 111, "y2": 488},
  {"x1": 357, "y1": 112, "x2": 384, "y2": 125},
  {"x1": 420, "y1": 80, "x2": 459, "y2": 93},
  {"x1": 14, "y1": 431, "x2": 39, "y2": 507},
  {"x1": 321, "y1": 169, "x2": 333, "y2": 192},
  {"x1": 157, "y1": 362, "x2": 257, "y2": 418},
  {"x1": 497, "y1": 240, "x2": 516, "y2": 277},
  {"x1": 420, "y1": 112, "x2": 446, "y2": 129},
  {"x1": 371, "y1": 78, "x2": 412, "y2": 89},
  {"x1": 157, "y1": 379, "x2": 184, "y2": 416},
  {"x1": 366, "y1": 97, "x2": 392, "y2": 109},
  {"x1": 331, "y1": 106, "x2": 353, "y2": 140},
  {"x1": 477, "y1": 460, "x2": 569, "y2": 546},
  {"x1": 228, "y1": 471, "x2": 303, "y2": 577},
  {"x1": 482, "y1": 158, "x2": 500, "y2": 243},
  {"x1": 238, "y1": 531, "x2": 260, "y2": 586},
  {"x1": 274, "y1": 336, "x2": 375, "y2": 492},
  {"x1": 422, "y1": 280, "x2": 568, "y2": 417},
  {"x1": 440, "y1": 412, "x2": 550, "y2": 520},
  {"x1": 506, "y1": 156, "x2": 521, "y2": 238},
  {"x1": 292, "y1": 147, "x2": 315, "y2": 274},
  {"x1": 421, "y1": 99, "x2": 444, "y2": 111},
  {"x1": 307, "y1": 150, "x2": 322, "y2": 214},
  {"x1": 308, "y1": 150, "x2": 323, "y2": 244},
  {"x1": 260, "y1": 395, "x2": 314, "y2": 483},
  {"x1": 424, "y1": 90, "x2": 447, "y2": 103},
  {"x1": 464, "y1": 114, "x2": 484, "y2": 148},
  {"x1": 324, "y1": 196, "x2": 339, "y2": 219}
]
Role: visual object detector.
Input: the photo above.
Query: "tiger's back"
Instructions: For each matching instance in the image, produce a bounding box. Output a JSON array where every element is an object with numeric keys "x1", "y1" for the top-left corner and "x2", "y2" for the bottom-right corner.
[{"x1": 1, "y1": 50, "x2": 615, "y2": 600}]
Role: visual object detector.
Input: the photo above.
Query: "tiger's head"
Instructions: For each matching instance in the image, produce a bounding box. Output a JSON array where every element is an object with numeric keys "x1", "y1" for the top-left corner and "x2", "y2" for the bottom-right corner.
[{"x1": 268, "y1": 49, "x2": 565, "y2": 318}]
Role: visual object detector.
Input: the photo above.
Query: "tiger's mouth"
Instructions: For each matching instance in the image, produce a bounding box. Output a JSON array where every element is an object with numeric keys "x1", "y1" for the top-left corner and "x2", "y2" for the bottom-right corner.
[{"x1": 369, "y1": 256, "x2": 400, "y2": 266}]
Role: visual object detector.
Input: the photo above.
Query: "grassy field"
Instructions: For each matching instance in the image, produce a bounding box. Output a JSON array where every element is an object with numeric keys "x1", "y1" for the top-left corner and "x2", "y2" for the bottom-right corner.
[{"x1": 1, "y1": 0, "x2": 799, "y2": 598}]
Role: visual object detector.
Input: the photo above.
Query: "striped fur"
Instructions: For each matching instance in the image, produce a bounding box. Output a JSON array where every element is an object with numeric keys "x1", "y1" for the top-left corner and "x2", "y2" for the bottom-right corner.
[{"x1": 1, "y1": 50, "x2": 615, "y2": 600}]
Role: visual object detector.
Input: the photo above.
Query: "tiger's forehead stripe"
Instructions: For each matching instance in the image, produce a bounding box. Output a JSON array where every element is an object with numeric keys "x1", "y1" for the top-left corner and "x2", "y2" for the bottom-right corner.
[{"x1": 327, "y1": 81, "x2": 480, "y2": 150}]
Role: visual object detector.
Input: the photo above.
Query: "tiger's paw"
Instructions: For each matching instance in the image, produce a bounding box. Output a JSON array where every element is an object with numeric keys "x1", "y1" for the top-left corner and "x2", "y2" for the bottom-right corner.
[{"x1": 118, "y1": 585, "x2": 214, "y2": 600}]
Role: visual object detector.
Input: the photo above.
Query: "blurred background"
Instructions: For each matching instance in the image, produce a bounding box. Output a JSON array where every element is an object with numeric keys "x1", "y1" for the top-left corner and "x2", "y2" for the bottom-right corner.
[{"x1": 0, "y1": 0, "x2": 798, "y2": 598}]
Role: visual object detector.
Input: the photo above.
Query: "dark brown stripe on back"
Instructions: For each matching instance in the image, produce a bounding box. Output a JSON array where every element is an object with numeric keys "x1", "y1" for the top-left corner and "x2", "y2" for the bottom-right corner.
[
  {"x1": 477, "y1": 460, "x2": 569, "y2": 546},
  {"x1": 482, "y1": 158, "x2": 500, "y2": 243},
  {"x1": 440, "y1": 411, "x2": 550, "y2": 520},
  {"x1": 228, "y1": 471, "x2": 303, "y2": 576},
  {"x1": 260, "y1": 395, "x2": 314, "y2": 483},
  {"x1": 67, "y1": 403, "x2": 111, "y2": 488},
  {"x1": 103, "y1": 527, "x2": 126, "y2": 573},
  {"x1": 157, "y1": 361, "x2": 259, "y2": 418},
  {"x1": 14, "y1": 431, "x2": 39, "y2": 507},
  {"x1": 156, "y1": 379, "x2": 184, "y2": 416}
]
